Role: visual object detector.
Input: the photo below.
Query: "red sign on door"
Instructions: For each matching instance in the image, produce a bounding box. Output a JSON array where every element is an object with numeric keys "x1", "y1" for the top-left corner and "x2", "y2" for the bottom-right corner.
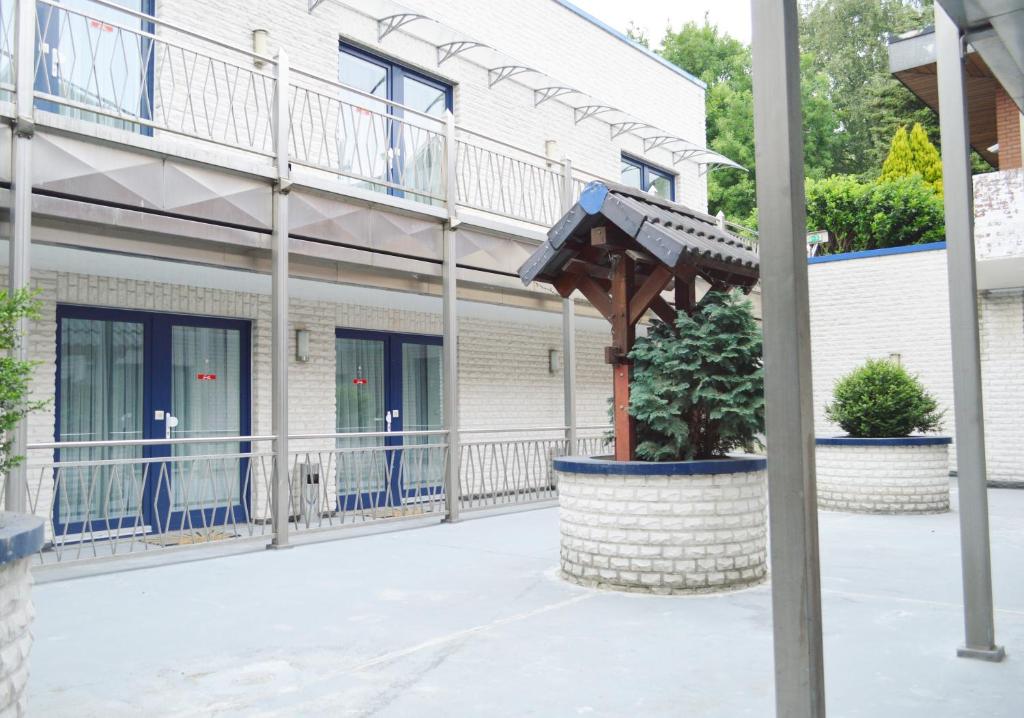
[
  {"x1": 196, "y1": 373, "x2": 217, "y2": 381},
  {"x1": 352, "y1": 378, "x2": 368, "y2": 385}
]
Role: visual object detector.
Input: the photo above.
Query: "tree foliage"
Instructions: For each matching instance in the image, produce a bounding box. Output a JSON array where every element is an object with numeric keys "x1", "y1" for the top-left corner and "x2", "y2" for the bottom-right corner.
[
  {"x1": 0, "y1": 289, "x2": 47, "y2": 479},
  {"x1": 804, "y1": 174, "x2": 945, "y2": 254},
  {"x1": 881, "y1": 122, "x2": 943, "y2": 193},
  {"x1": 825, "y1": 359, "x2": 943, "y2": 437},
  {"x1": 628, "y1": 290, "x2": 764, "y2": 461}
]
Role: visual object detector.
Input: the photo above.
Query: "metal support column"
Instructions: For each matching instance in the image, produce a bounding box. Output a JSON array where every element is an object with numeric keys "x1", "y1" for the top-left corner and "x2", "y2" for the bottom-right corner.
[
  {"x1": 269, "y1": 50, "x2": 292, "y2": 549},
  {"x1": 442, "y1": 109, "x2": 460, "y2": 521},
  {"x1": 750, "y1": 2, "x2": 827, "y2": 715},
  {"x1": 560, "y1": 158, "x2": 577, "y2": 454},
  {"x1": 5, "y1": 0, "x2": 37, "y2": 513},
  {"x1": 934, "y1": 6, "x2": 1004, "y2": 662},
  {"x1": 442, "y1": 225, "x2": 460, "y2": 521}
]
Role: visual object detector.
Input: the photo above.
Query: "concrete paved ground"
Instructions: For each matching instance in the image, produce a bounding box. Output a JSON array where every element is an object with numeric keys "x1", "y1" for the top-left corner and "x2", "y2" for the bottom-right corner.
[{"x1": 28, "y1": 489, "x2": 1024, "y2": 717}]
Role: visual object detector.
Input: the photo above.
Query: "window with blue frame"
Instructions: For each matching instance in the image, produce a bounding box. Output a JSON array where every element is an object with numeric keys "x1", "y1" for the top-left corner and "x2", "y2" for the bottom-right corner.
[
  {"x1": 621, "y1": 155, "x2": 676, "y2": 201},
  {"x1": 35, "y1": 0, "x2": 154, "y2": 134},
  {"x1": 339, "y1": 43, "x2": 452, "y2": 203}
]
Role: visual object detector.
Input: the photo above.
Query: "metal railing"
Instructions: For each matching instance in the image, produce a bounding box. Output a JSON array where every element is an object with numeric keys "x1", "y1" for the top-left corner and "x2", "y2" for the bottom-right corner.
[
  {"x1": 8, "y1": 0, "x2": 622, "y2": 226},
  {"x1": 9, "y1": 425, "x2": 610, "y2": 565}
]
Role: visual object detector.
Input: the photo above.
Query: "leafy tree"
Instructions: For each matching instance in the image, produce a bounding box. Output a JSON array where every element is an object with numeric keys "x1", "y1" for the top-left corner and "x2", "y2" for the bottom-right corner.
[
  {"x1": 800, "y1": 0, "x2": 935, "y2": 175},
  {"x1": 0, "y1": 289, "x2": 47, "y2": 479},
  {"x1": 628, "y1": 290, "x2": 764, "y2": 461},
  {"x1": 825, "y1": 359, "x2": 943, "y2": 437},
  {"x1": 882, "y1": 122, "x2": 943, "y2": 192}
]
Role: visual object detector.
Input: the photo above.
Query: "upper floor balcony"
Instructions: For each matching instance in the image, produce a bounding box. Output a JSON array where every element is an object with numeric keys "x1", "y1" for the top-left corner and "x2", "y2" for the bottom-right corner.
[{"x1": 0, "y1": 0, "x2": 747, "y2": 249}]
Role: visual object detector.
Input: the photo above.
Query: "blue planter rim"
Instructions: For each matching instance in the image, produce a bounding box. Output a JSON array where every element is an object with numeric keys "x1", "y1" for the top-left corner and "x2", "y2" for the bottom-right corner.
[
  {"x1": 0, "y1": 512, "x2": 44, "y2": 565},
  {"x1": 816, "y1": 436, "x2": 952, "y2": 447},
  {"x1": 552, "y1": 455, "x2": 766, "y2": 476}
]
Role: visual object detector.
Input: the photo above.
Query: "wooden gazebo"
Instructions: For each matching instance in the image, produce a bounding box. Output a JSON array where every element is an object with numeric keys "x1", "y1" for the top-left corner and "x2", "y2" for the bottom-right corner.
[{"x1": 518, "y1": 181, "x2": 761, "y2": 460}]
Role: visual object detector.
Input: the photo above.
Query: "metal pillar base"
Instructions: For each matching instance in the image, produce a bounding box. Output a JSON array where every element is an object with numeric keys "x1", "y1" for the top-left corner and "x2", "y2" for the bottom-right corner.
[
  {"x1": 266, "y1": 542, "x2": 294, "y2": 551},
  {"x1": 957, "y1": 645, "x2": 1006, "y2": 662}
]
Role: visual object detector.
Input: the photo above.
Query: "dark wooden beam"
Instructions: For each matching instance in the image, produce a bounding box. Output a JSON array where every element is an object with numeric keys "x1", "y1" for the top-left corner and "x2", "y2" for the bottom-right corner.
[
  {"x1": 574, "y1": 274, "x2": 614, "y2": 322},
  {"x1": 648, "y1": 296, "x2": 678, "y2": 326},
  {"x1": 628, "y1": 264, "x2": 674, "y2": 325},
  {"x1": 610, "y1": 252, "x2": 636, "y2": 461}
]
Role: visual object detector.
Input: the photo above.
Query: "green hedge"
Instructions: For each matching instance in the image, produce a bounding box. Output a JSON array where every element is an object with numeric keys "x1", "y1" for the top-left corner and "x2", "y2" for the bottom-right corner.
[
  {"x1": 804, "y1": 175, "x2": 945, "y2": 255},
  {"x1": 825, "y1": 359, "x2": 944, "y2": 438}
]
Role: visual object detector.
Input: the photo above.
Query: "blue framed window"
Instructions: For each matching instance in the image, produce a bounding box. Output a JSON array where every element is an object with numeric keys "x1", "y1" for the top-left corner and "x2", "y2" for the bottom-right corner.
[
  {"x1": 621, "y1": 154, "x2": 676, "y2": 201},
  {"x1": 339, "y1": 43, "x2": 452, "y2": 202},
  {"x1": 35, "y1": 0, "x2": 155, "y2": 134}
]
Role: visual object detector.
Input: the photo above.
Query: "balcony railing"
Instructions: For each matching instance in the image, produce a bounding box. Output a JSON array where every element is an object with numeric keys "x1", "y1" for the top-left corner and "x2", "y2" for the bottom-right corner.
[
  {"x1": 7, "y1": 425, "x2": 611, "y2": 566},
  {"x1": 0, "y1": 0, "x2": 620, "y2": 228}
]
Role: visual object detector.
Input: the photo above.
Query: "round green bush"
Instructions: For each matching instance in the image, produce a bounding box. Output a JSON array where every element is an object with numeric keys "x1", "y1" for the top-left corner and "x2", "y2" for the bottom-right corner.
[{"x1": 825, "y1": 359, "x2": 944, "y2": 438}]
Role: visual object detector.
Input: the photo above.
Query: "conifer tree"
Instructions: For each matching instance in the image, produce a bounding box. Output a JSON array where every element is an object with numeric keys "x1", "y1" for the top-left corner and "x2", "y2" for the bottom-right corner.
[
  {"x1": 881, "y1": 125, "x2": 914, "y2": 181},
  {"x1": 881, "y1": 122, "x2": 943, "y2": 195}
]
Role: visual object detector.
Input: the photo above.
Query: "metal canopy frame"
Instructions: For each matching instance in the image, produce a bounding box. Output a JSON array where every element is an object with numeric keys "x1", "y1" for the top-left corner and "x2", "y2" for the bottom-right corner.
[{"x1": 308, "y1": 0, "x2": 742, "y2": 171}]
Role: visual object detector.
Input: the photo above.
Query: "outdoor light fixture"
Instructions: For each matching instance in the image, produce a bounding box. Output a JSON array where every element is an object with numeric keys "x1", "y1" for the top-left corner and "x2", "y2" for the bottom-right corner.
[
  {"x1": 296, "y1": 329, "x2": 310, "y2": 362},
  {"x1": 252, "y1": 29, "x2": 269, "y2": 67},
  {"x1": 889, "y1": 352, "x2": 902, "y2": 365},
  {"x1": 545, "y1": 139, "x2": 559, "y2": 168},
  {"x1": 548, "y1": 349, "x2": 561, "y2": 374}
]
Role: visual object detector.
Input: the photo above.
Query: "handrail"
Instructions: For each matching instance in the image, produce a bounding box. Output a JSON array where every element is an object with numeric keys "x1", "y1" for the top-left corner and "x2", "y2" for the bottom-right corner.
[
  {"x1": 28, "y1": 429, "x2": 454, "y2": 450},
  {"x1": 290, "y1": 70, "x2": 444, "y2": 126}
]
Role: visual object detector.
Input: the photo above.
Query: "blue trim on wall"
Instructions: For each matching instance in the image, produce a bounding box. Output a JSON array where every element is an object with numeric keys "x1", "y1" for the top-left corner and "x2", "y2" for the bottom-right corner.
[
  {"x1": 808, "y1": 241, "x2": 946, "y2": 265},
  {"x1": 816, "y1": 436, "x2": 952, "y2": 446},
  {"x1": 553, "y1": 455, "x2": 766, "y2": 476},
  {"x1": 551, "y1": 1, "x2": 707, "y2": 90},
  {"x1": 0, "y1": 513, "x2": 44, "y2": 565}
]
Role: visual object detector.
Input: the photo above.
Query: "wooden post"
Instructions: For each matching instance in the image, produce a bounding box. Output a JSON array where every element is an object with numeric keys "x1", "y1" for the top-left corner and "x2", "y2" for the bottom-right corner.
[
  {"x1": 675, "y1": 277, "x2": 696, "y2": 315},
  {"x1": 610, "y1": 252, "x2": 636, "y2": 460}
]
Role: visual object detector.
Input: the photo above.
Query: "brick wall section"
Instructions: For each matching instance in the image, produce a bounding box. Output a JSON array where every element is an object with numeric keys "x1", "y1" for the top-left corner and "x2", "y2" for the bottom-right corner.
[
  {"x1": 808, "y1": 247, "x2": 1024, "y2": 486},
  {"x1": 0, "y1": 559, "x2": 33, "y2": 717},
  {"x1": 153, "y1": 0, "x2": 710, "y2": 210},
  {"x1": 816, "y1": 444, "x2": 951, "y2": 514},
  {"x1": 995, "y1": 88, "x2": 1022, "y2": 170},
  {"x1": 974, "y1": 168, "x2": 1024, "y2": 259},
  {"x1": 557, "y1": 469, "x2": 768, "y2": 594}
]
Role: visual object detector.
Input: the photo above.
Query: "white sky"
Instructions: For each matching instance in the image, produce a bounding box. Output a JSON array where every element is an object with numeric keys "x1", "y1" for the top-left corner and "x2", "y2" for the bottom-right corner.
[{"x1": 569, "y1": 0, "x2": 753, "y2": 46}]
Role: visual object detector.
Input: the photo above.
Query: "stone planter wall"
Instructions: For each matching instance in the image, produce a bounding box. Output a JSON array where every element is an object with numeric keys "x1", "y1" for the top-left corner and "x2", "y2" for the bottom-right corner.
[
  {"x1": 816, "y1": 437, "x2": 952, "y2": 514},
  {"x1": 0, "y1": 513, "x2": 44, "y2": 718},
  {"x1": 554, "y1": 456, "x2": 767, "y2": 595}
]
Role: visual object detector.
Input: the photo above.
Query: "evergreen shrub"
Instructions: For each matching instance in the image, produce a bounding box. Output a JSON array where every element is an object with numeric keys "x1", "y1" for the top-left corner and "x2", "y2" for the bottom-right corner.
[{"x1": 825, "y1": 359, "x2": 943, "y2": 438}]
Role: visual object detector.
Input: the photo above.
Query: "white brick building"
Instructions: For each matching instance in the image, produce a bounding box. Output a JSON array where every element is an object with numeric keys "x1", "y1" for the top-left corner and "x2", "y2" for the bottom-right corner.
[{"x1": 1, "y1": 0, "x2": 741, "y2": 553}]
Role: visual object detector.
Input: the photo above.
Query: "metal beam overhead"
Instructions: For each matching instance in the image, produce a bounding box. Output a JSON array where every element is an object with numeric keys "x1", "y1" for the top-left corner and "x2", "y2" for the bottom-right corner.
[
  {"x1": 750, "y1": 1, "x2": 827, "y2": 715},
  {"x1": 934, "y1": 3, "x2": 1005, "y2": 663},
  {"x1": 609, "y1": 121, "x2": 652, "y2": 140},
  {"x1": 487, "y1": 65, "x2": 535, "y2": 87},
  {"x1": 642, "y1": 135, "x2": 680, "y2": 152},
  {"x1": 572, "y1": 104, "x2": 617, "y2": 124}
]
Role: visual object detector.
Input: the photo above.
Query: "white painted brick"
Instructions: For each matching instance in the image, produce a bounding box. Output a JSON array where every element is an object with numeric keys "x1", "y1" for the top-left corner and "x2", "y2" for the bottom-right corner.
[
  {"x1": 816, "y1": 443, "x2": 950, "y2": 514},
  {"x1": 557, "y1": 467, "x2": 767, "y2": 595},
  {"x1": 0, "y1": 560, "x2": 34, "y2": 718}
]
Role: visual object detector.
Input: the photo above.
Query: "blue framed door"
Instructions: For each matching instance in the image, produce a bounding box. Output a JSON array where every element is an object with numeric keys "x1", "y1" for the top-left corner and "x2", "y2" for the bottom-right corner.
[
  {"x1": 335, "y1": 328, "x2": 443, "y2": 510},
  {"x1": 54, "y1": 306, "x2": 250, "y2": 536}
]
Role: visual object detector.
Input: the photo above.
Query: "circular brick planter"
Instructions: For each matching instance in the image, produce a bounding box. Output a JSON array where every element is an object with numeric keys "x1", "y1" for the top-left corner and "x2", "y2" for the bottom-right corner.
[
  {"x1": 816, "y1": 436, "x2": 952, "y2": 514},
  {"x1": 0, "y1": 512, "x2": 44, "y2": 717},
  {"x1": 554, "y1": 456, "x2": 767, "y2": 595}
]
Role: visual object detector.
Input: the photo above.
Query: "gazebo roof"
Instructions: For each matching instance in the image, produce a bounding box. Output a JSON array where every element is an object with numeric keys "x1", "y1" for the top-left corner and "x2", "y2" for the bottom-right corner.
[{"x1": 518, "y1": 181, "x2": 760, "y2": 289}]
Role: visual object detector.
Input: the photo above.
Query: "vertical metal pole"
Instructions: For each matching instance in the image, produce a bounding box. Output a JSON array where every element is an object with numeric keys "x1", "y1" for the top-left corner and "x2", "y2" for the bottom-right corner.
[
  {"x1": 750, "y1": 2, "x2": 827, "y2": 716},
  {"x1": 444, "y1": 110, "x2": 458, "y2": 225},
  {"x1": 442, "y1": 225, "x2": 460, "y2": 521},
  {"x1": 269, "y1": 50, "x2": 291, "y2": 549},
  {"x1": 560, "y1": 158, "x2": 577, "y2": 454},
  {"x1": 6, "y1": 0, "x2": 37, "y2": 513},
  {"x1": 935, "y1": 6, "x2": 1004, "y2": 662}
]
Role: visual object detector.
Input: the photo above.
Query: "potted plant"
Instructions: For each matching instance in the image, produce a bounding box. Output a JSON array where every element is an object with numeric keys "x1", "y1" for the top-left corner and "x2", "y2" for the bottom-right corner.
[
  {"x1": 554, "y1": 290, "x2": 768, "y2": 595},
  {"x1": 817, "y1": 359, "x2": 950, "y2": 514}
]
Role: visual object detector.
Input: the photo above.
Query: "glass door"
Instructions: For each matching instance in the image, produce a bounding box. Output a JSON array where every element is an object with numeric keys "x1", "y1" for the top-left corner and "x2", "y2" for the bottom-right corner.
[
  {"x1": 53, "y1": 307, "x2": 250, "y2": 536},
  {"x1": 335, "y1": 329, "x2": 443, "y2": 510},
  {"x1": 335, "y1": 332, "x2": 392, "y2": 509}
]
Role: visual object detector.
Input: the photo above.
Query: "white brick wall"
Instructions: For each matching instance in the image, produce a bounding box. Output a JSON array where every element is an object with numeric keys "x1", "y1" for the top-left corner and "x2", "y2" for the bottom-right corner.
[
  {"x1": 153, "y1": 0, "x2": 709, "y2": 209},
  {"x1": 816, "y1": 443, "x2": 951, "y2": 514},
  {"x1": 557, "y1": 467, "x2": 767, "y2": 594},
  {"x1": 0, "y1": 559, "x2": 34, "y2": 718},
  {"x1": 808, "y1": 246, "x2": 1024, "y2": 486}
]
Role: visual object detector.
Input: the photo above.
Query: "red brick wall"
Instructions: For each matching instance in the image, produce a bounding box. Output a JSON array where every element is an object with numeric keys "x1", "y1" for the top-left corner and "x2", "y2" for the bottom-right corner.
[{"x1": 996, "y1": 88, "x2": 1022, "y2": 170}]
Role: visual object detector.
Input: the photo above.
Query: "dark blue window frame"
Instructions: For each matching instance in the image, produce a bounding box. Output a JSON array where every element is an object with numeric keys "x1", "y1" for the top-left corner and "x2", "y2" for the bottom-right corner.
[
  {"x1": 53, "y1": 305, "x2": 252, "y2": 537},
  {"x1": 339, "y1": 42, "x2": 452, "y2": 198},
  {"x1": 335, "y1": 327, "x2": 444, "y2": 509},
  {"x1": 621, "y1": 154, "x2": 676, "y2": 201},
  {"x1": 35, "y1": 0, "x2": 156, "y2": 135}
]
